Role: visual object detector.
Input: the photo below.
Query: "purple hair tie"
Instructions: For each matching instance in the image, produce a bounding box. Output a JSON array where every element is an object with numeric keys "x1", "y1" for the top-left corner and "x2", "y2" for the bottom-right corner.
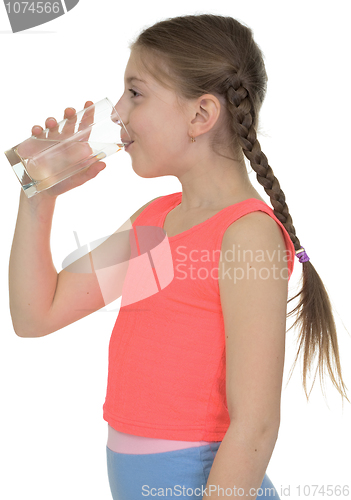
[{"x1": 296, "y1": 247, "x2": 310, "y2": 263}]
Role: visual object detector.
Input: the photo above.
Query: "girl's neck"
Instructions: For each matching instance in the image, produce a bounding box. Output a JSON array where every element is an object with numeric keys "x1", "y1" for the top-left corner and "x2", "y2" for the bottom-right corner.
[{"x1": 176, "y1": 153, "x2": 262, "y2": 212}]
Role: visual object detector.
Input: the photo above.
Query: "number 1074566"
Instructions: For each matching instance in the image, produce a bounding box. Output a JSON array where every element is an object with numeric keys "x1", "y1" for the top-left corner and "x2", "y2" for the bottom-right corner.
[
  {"x1": 294, "y1": 484, "x2": 349, "y2": 496},
  {"x1": 5, "y1": 2, "x2": 61, "y2": 14}
]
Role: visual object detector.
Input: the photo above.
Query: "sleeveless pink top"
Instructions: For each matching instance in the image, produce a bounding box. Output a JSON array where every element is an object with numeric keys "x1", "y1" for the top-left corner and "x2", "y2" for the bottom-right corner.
[{"x1": 104, "y1": 193, "x2": 295, "y2": 452}]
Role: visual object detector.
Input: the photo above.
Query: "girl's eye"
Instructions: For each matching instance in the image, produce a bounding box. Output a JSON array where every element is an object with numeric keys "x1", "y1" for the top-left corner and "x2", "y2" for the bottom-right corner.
[{"x1": 128, "y1": 88, "x2": 141, "y2": 98}]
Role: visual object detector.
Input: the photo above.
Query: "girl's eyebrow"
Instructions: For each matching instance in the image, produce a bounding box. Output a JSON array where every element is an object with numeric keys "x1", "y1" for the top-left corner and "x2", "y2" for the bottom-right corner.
[{"x1": 126, "y1": 77, "x2": 146, "y2": 85}]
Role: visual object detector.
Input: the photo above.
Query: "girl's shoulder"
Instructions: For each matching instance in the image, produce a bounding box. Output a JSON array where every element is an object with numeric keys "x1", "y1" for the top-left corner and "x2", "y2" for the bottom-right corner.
[{"x1": 130, "y1": 196, "x2": 163, "y2": 224}]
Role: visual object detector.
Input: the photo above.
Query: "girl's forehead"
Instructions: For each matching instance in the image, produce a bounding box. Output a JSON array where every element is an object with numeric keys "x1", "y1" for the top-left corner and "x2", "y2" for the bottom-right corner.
[
  {"x1": 125, "y1": 51, "x2": 151, "y2": 83},
  {"x1": 124, "y1": 51, "x2": 175, "y2": 98}
]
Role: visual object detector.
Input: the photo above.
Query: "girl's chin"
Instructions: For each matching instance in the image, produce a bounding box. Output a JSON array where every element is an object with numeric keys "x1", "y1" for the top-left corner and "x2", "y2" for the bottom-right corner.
[
  {"x1": 131, "y1": 162, "x2": 158, "y2": 179},
  {"x1": 131, "y1": 156, "x2": 173, "y2": 178}
]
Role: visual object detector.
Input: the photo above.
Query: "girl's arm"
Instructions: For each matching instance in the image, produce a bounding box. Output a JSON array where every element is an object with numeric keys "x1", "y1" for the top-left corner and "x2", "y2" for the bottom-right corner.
[
  {"x1": 9, "y1": 190, "x2": 59, "y2": 337},
  {"x1": 203, "y1": 211, "x2": 288, "y2": 499},
  {"x1": 8, "y1": 104, "x2": 107, "y2": 337},
  {"x1": 9, "y1": 191, "x2": 159, "y2": 338}
]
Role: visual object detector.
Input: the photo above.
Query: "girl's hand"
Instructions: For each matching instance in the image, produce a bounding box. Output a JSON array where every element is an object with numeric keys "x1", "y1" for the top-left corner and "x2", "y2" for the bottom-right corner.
[{"x1": 23, "y1": 101, "x2": 107, "y2": 199}]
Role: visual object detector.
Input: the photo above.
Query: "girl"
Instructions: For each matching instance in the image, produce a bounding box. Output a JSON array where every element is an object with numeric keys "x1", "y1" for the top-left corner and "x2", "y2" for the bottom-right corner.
[{"x1": 9, "y1": 14, "x2": 349, "y2": 500}]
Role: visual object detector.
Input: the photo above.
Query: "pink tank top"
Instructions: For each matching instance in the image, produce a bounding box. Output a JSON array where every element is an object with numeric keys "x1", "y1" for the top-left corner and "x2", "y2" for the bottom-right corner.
[{"x1": 103, "y1": 193, "x2": 295, "y2": 450}]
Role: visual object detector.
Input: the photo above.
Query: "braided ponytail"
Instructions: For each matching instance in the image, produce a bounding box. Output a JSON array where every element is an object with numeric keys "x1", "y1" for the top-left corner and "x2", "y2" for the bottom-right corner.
[
  {"x1": 131, "y1": 14, "x2": 349, "y2": 402},
  {"x1": 226, "y1": 79, "x2": 348, "y2": 401}
]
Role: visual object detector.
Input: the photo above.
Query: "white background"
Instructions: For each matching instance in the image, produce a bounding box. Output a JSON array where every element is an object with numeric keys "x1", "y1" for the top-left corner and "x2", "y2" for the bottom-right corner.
[{"x1": 1, "y1": 1, "x2": 350, "y2": 499}]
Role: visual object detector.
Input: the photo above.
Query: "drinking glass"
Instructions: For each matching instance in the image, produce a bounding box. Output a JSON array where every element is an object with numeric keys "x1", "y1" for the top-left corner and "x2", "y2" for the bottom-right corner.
[{"x1": 4, "y1": 98, "x2": 130, "y2": 198}]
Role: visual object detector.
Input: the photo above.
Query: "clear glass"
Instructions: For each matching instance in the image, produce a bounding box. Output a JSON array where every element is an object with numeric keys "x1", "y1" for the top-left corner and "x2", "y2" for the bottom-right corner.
[{"x1": 4, "y1": 98, "x2": 130, "y2": 198}]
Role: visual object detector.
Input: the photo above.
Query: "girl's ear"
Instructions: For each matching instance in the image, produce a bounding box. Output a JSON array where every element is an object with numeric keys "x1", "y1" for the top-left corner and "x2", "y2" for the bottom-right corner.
[{"x1": 189, "y1": 94, "x2": 221, "y2": 138}]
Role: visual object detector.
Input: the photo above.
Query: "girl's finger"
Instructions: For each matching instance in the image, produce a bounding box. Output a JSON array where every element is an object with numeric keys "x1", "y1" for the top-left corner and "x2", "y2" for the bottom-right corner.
[
  {"x1": 32, "y1": 125, "x2": 43, "y2": 136},
  {"x1": 46, "y1": 116, "x2": 60, "y2": 140},
  {"x1": 78, "y1": 101, "x2": 95, "y2": 142},
  {"x1": 31, "y1": 125, "x2": 47, "y2": 143},
  {"x1": 61, "y1": 107, "x2": 77, "y2": 137}
]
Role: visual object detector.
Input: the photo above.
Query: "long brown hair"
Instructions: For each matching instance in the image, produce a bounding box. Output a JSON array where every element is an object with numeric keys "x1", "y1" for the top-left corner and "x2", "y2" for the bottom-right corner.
[{"x1": 131, "y1": 14, "x2": 349, "y2": 402}]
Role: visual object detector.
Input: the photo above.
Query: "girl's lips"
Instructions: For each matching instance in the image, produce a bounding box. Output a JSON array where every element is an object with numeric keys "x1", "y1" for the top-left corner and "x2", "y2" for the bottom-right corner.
[{"x1": 125, "y1": 141, "x2": 134, "y2": 152}]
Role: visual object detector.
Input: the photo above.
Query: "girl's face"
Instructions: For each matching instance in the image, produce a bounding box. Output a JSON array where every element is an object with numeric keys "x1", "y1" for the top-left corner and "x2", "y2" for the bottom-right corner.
[{"x1": 115, "y1": 50, "x2": 194, "y2": 178}]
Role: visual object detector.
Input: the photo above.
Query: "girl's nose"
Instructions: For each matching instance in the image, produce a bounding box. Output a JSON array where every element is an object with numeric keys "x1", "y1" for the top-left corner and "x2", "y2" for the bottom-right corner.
[
  {"x1": 114, "y1": 97, "x2": 124, "y2": 116},
  {"x1": 114, "y1": 105, "x2": 128, "y2": 126},
  {"x1": 112, "y1": 97, "x2": 131, "y2": 139},
  {"x1": 114, "y1": 112, "x2": 131, "y2": 141}
]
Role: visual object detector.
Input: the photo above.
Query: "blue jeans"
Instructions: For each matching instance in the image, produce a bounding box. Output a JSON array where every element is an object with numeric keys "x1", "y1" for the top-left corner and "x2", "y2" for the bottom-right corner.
[{"x1": 106, "y1": 442, "x2": 280, "y2": 499}]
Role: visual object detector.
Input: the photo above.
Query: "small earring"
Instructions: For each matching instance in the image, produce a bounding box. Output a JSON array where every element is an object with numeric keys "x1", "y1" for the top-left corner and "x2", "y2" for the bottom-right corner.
[{"x1": 190, "y1": 136, "x2": 196, "y2": 143}]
